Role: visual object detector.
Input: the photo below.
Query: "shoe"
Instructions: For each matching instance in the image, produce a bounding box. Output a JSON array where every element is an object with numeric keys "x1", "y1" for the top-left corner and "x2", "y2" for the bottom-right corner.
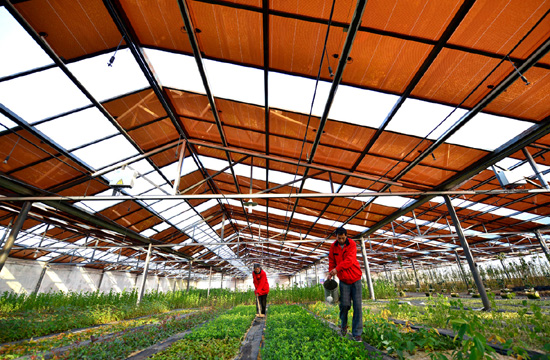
[
  {"x1": 259, "y1": 314, "x2": 265, "y2": 317},
  {"x1": 353, "y1": 335, "x2": 362, "y2": 342},
  {"x1": 340, "y1": 326, "x2": 348, "y2": 336}
]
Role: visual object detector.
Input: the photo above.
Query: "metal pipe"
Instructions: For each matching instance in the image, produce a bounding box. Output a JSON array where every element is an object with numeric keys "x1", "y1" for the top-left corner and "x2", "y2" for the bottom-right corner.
[
  {"x1": 0, "y1": 202, "x2": 31, "y2": 273},
  {"x1": 444, "y1": 196, "x2": 490, "y2": 310},
  {"x1": 523, "y1": 148, "x2": 550, "y2": 189},
  {"x1": 3, "y1": 187, "x2": 550, "y2": 203},
  {"x1": 137, "y1": 243, "x2": 153, "y2": 305},
  {"x1": 360, "y1": 237, "x2": 375, "y2": 300},
  {"x1": 534, "y1": 230, "x2": 550, "y2": 264},
  {"x1": 173, "y1": 140, "x2": 187, "y2": 195},
  {"x1": 187, "y1": 261, "x2": 192, "y2": 292},
  {"x1": 33, "y1": 264, "x2": 48, "y2": 295},
  {"x1": 454, "y1": 251, "x2": 470, "y2": 290},
  {"x1": 207, "y1": 266, "x2": 213, "y2": 297},
  {"x1": 411, "y1": 258, "x2": 420, "y2": 289}
]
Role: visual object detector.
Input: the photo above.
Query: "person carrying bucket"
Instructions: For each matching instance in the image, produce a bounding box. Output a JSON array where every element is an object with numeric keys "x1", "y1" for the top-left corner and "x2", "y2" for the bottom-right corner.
[
  {"x1": 252, "y1": 263, "x2": 269, "y2": 317},
  {"x1": 326, "y1": 227, "x2": 363, "y2": 342}
]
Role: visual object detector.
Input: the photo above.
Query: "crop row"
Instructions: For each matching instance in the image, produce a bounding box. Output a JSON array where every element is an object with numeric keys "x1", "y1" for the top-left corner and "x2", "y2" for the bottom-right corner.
[
  {"x1": 262, "y1": 304, "x2": 373, "y2": 359},
  {"x1": 150, "y1": 305, "x2": 256, "y2": 359}
]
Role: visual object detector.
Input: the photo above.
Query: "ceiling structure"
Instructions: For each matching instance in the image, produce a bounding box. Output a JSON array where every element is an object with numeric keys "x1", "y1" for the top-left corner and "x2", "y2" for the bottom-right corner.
[{"x1": 0, "y1": 0, "x2": 550, "y2": 280}]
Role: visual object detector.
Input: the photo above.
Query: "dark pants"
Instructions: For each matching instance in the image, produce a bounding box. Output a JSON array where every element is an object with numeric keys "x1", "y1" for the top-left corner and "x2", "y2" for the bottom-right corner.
[
  {"x1": 339, "y1": 280, "x2": 362, "y2": 337},
  {"x1": 256, "y1": 294, "x2": 267, "y2": 314}
]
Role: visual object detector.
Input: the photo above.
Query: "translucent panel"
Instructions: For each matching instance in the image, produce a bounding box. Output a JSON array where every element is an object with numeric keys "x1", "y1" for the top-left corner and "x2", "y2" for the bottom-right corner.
[
  {"x1": 448, "y1": 113, "x2": 534, "y2": 151},
  {"x1": 0, "y1": 67, "x2": 91, "y2": 123},
  {"x1": 127, "y1": 160, "x2": 156, "y2": 176},
  {"x1": 35, "y1": 107, "x2": 118, "y2": 150},
  {"x1": 162, "y1": 202, "x2": 190, "y2": 220},
  {"x1": 153, "y1": 222, "x2": 170, "y2": 232},
  {"x1": 150, "y1": 200, "x2": 178, "y2": 214},
  {"x1": 177, "y1": 214, "x2": 202, "y2": 230},
  {"x1": 387, "y1": 98, "x2": 468, "y2": 139},
  {"x1": 204, "y1": 58, "x2": 264, "y2": 106},
  {"x1": 144, "y1": 48, "x2": 205, "y2": 94},
  {"x1": 194, "y1": 199, "x2": 218, "y2": 213},
  {"x1": 303, "y1": 178, "x2": 336, "y2": 193},
  {"x1": 0, "y1": 111, "x2": 18, "y2": 130},
  {"x1": 0, "y1": 8, "x2": 53, "y2": 78},
  {"x1": 74, "y1": 189, "x2": 123, "y2": 212},
  {"x1": 329, "y1": 85, "x2": 398, "y2": 128},
  {"x1": 71, "y1": 135, "x2": 139, "y2": 170},
  {"x1": 124, "y1": 176, "x2": 154, "y2": 196},
  {"x1": 269, "y1": 71, "x2": 330, "y2": 117},
  {"x1": 67, "y1": 51, "x2": 149, "y2": 102},
  {"x1": 140, "y1": 228, "x2": 157, "y2": 237}
]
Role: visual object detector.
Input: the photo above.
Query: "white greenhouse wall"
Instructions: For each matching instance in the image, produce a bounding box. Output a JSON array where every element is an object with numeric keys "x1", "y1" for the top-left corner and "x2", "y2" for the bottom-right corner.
[{"x1": 2, "y1": 258, "x2": 198, "y2": 295}]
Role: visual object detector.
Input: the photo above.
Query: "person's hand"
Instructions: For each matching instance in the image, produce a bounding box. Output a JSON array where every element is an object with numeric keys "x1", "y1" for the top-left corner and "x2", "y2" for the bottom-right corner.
[
  {"x1": 329, "y1": 268, "x2": 337, "y2": 277},
  {"x1": 326, "y1": 274, "x2": 332, "y2": 281}
]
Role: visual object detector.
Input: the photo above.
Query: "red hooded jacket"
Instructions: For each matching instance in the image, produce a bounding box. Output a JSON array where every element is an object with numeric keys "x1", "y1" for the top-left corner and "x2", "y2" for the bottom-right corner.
[
  {"x1": 328, "y1": 237, "x2": 362, "y2": 284},
  {"x1": 253, "y1": 268, "x2": 269, "y2": 296}
]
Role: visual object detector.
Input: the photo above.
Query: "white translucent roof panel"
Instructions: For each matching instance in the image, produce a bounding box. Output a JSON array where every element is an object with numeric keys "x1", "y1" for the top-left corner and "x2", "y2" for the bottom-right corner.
[
  {"x1": 0, "y1": 112, "x2": 18, "y2": 130},
  {"x1": 144, "y1": 48, "x2": 205, "y2": 94},
  {"x1": 140, "y1": 228, "x2": 157, "y2": 237},
  {"x1": 0, "y1": 7, "x2": 53, "y2": 78},
  {"x1": 35, "y1": 107, "x2": 118, "y2": 150},
  {"x1": 71, "y1": 135, "x2": 139, "y2": 170},
  {"x1": 194, "y1": 199, "x2": 218, "y2": 213},
  {"x1": 153, "y1": 222, "x2": 170, "y2": 232},
  {"x1": 448, "y1": 112, "x2": 533, "y2": 151},
  {"x1": 329, "y1": 84, "x2": 398, "y2": 128},
  {"x1": 67, "y1": 51, "x2": 149, "y2": 102},
  {"x1": 387, "y1": 98, "x2": 467, "y2": 139},
  {"x1": 162, "y1": 202, "x2": 190, "y2": 220},
  {"x1": 269, "y1": 71, "x2": 330, "y2": 117},
  {"x1": 0, "y1": 67, "x2": 91, "y2": 123},
  {"x1": 204, "y1": 58, "x2": 264, "y2": 106},
  {"x1": 127, "y1": 159, "x2": 156, "y2": 176},
  {"x1": 74, "y1": 189, "x2": 123, "y2": 213}
]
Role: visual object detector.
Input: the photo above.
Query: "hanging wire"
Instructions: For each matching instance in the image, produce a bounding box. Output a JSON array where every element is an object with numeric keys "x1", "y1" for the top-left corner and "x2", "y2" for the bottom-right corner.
[{"x1": 107, "y1": 36, "x2": 125, "y2": 67}]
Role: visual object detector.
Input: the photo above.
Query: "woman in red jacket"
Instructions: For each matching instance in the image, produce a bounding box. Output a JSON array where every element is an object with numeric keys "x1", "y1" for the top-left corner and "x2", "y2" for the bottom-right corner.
[{"x1": 252, "y1": 263, "x2": 269, "y2": 317}]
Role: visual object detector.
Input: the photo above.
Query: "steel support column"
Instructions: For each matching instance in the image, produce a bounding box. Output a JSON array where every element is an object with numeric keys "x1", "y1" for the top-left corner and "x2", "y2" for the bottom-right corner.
[
  {"x1": 207, "y1": 266, "x2": 213, "y2": 298},
  {"x1": 523, "y1": 148, "x2": 550, "y2": 189},
  {"x1": 137, "y1": 243, "x2": 153, "y2": 305},
  {"x1": 97, "y1": 269, "x2": 106, "y2": 291},
  {"x1": 454, "y1": 251, "x2": 470, "y2": 290},
  {"x1": 187, "y1": 261, "x2": 192, "y2": 292},
  {"x1": 0, "y1": 202, "x2": 31, "y2": 273},
  {"x1": 33, "y1": 264, "x2": 48, "y2": 295},
  {"x1": 360, "y1": 237, "x2": 375, "y2": 300},
  {"x1": 444, "y1": 196, "x2": 490, "y2": 310},
  {"x1": 534, "y1": 230, "x2": 550, "y2": 264},
  {"x1": 411, "y1": 258, "x2": 420, "y2": 290}
]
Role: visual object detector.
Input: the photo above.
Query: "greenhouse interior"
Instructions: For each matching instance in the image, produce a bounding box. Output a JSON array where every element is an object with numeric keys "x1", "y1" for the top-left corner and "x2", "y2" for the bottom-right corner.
[{"x1": 1, "y1": 0, "x2": 550, "y2": 359}]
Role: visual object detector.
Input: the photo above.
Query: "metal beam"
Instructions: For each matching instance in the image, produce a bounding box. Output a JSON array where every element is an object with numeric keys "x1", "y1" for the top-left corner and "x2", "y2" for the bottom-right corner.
[
  {"x1": 444, "y1": 196, "x2": 490, "y2": 310},
  {"x1": 137, "y1": 243, "x2": 152, "y2": 305},
  {"x1": 523, "y1": 148, "x2": 550, "y2": 189},
  {"x1": 0, "y1": 202, "x2": 31, "y2": 272},
  {"x1": 360, "y1": 237, "x2": 375, "y2": 300}
]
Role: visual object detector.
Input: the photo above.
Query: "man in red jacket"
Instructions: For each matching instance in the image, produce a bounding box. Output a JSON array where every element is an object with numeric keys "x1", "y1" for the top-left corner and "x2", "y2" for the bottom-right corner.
[
  {"x1": 252, "y1": 263, "x2": 269, "y2": 317},
  {"x1": 327, "y1": 227, "x2": 363, "y2": 342}
]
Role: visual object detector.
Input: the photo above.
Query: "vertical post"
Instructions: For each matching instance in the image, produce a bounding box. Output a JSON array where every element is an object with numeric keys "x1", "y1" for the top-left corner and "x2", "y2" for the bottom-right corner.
[
  {"x1": 522, "y1": 148, "x2": 550, "y2": 189},
  {"x1": 187, "y1": 261, "x2": 192, "y2": 292},
  {"x1": 234, "y1": 276, "x2": 237, "y2": 291},
  {"x1": 0, "y1": 218, "x2": 14, "y2": 248},
  {"x1": 220, "y1": 271, "x2": 224, "y2": 289},
  {"x1": 314, "y1": 263, "x2": 318, "y2": 285},
  {"x1": 454, "y1": 251, "x2": 470, "y2": 290},
  {"x1": 444, "y1": 196, "x2": 491, "y2": 311},
  {"x1": 207, "y1": 266, "x2": 213, "y2": 297},
  {"x1": 97, "y1": 269, "x2": 106, "y2": 292},
  {"x1": 411, "y1": 258, "x2": 420, "y2": 289},
  {"x1": 33, "y1": 264, "x2": 48, "y2": 294},
  {"x1": 0, "y1": 202, "x2": 32, "y2": 272},
  {"x1": 172, "y1": 140, "x2": 187, "y2": 195},
  {"x1": 360, "y1": 237, "x2": 375, "y2": 300},
  {"x1": 137, "y1": 243, "x2": 153, "y2": 305},
  {"x1": 383, "y1": 264, "x2": 390, "y2": 282},
  {"x1": 534, "y1": 230, "x2": 550, "y2": 264}
]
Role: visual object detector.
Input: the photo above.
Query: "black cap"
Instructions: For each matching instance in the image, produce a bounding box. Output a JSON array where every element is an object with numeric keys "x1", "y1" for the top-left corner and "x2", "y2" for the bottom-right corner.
[
  {"x1": 334, "y1": 227, "x2": 347, "y2": 235},
  {"x1": 253, "y1": 263, "x2": 261, "y2": 269}
]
